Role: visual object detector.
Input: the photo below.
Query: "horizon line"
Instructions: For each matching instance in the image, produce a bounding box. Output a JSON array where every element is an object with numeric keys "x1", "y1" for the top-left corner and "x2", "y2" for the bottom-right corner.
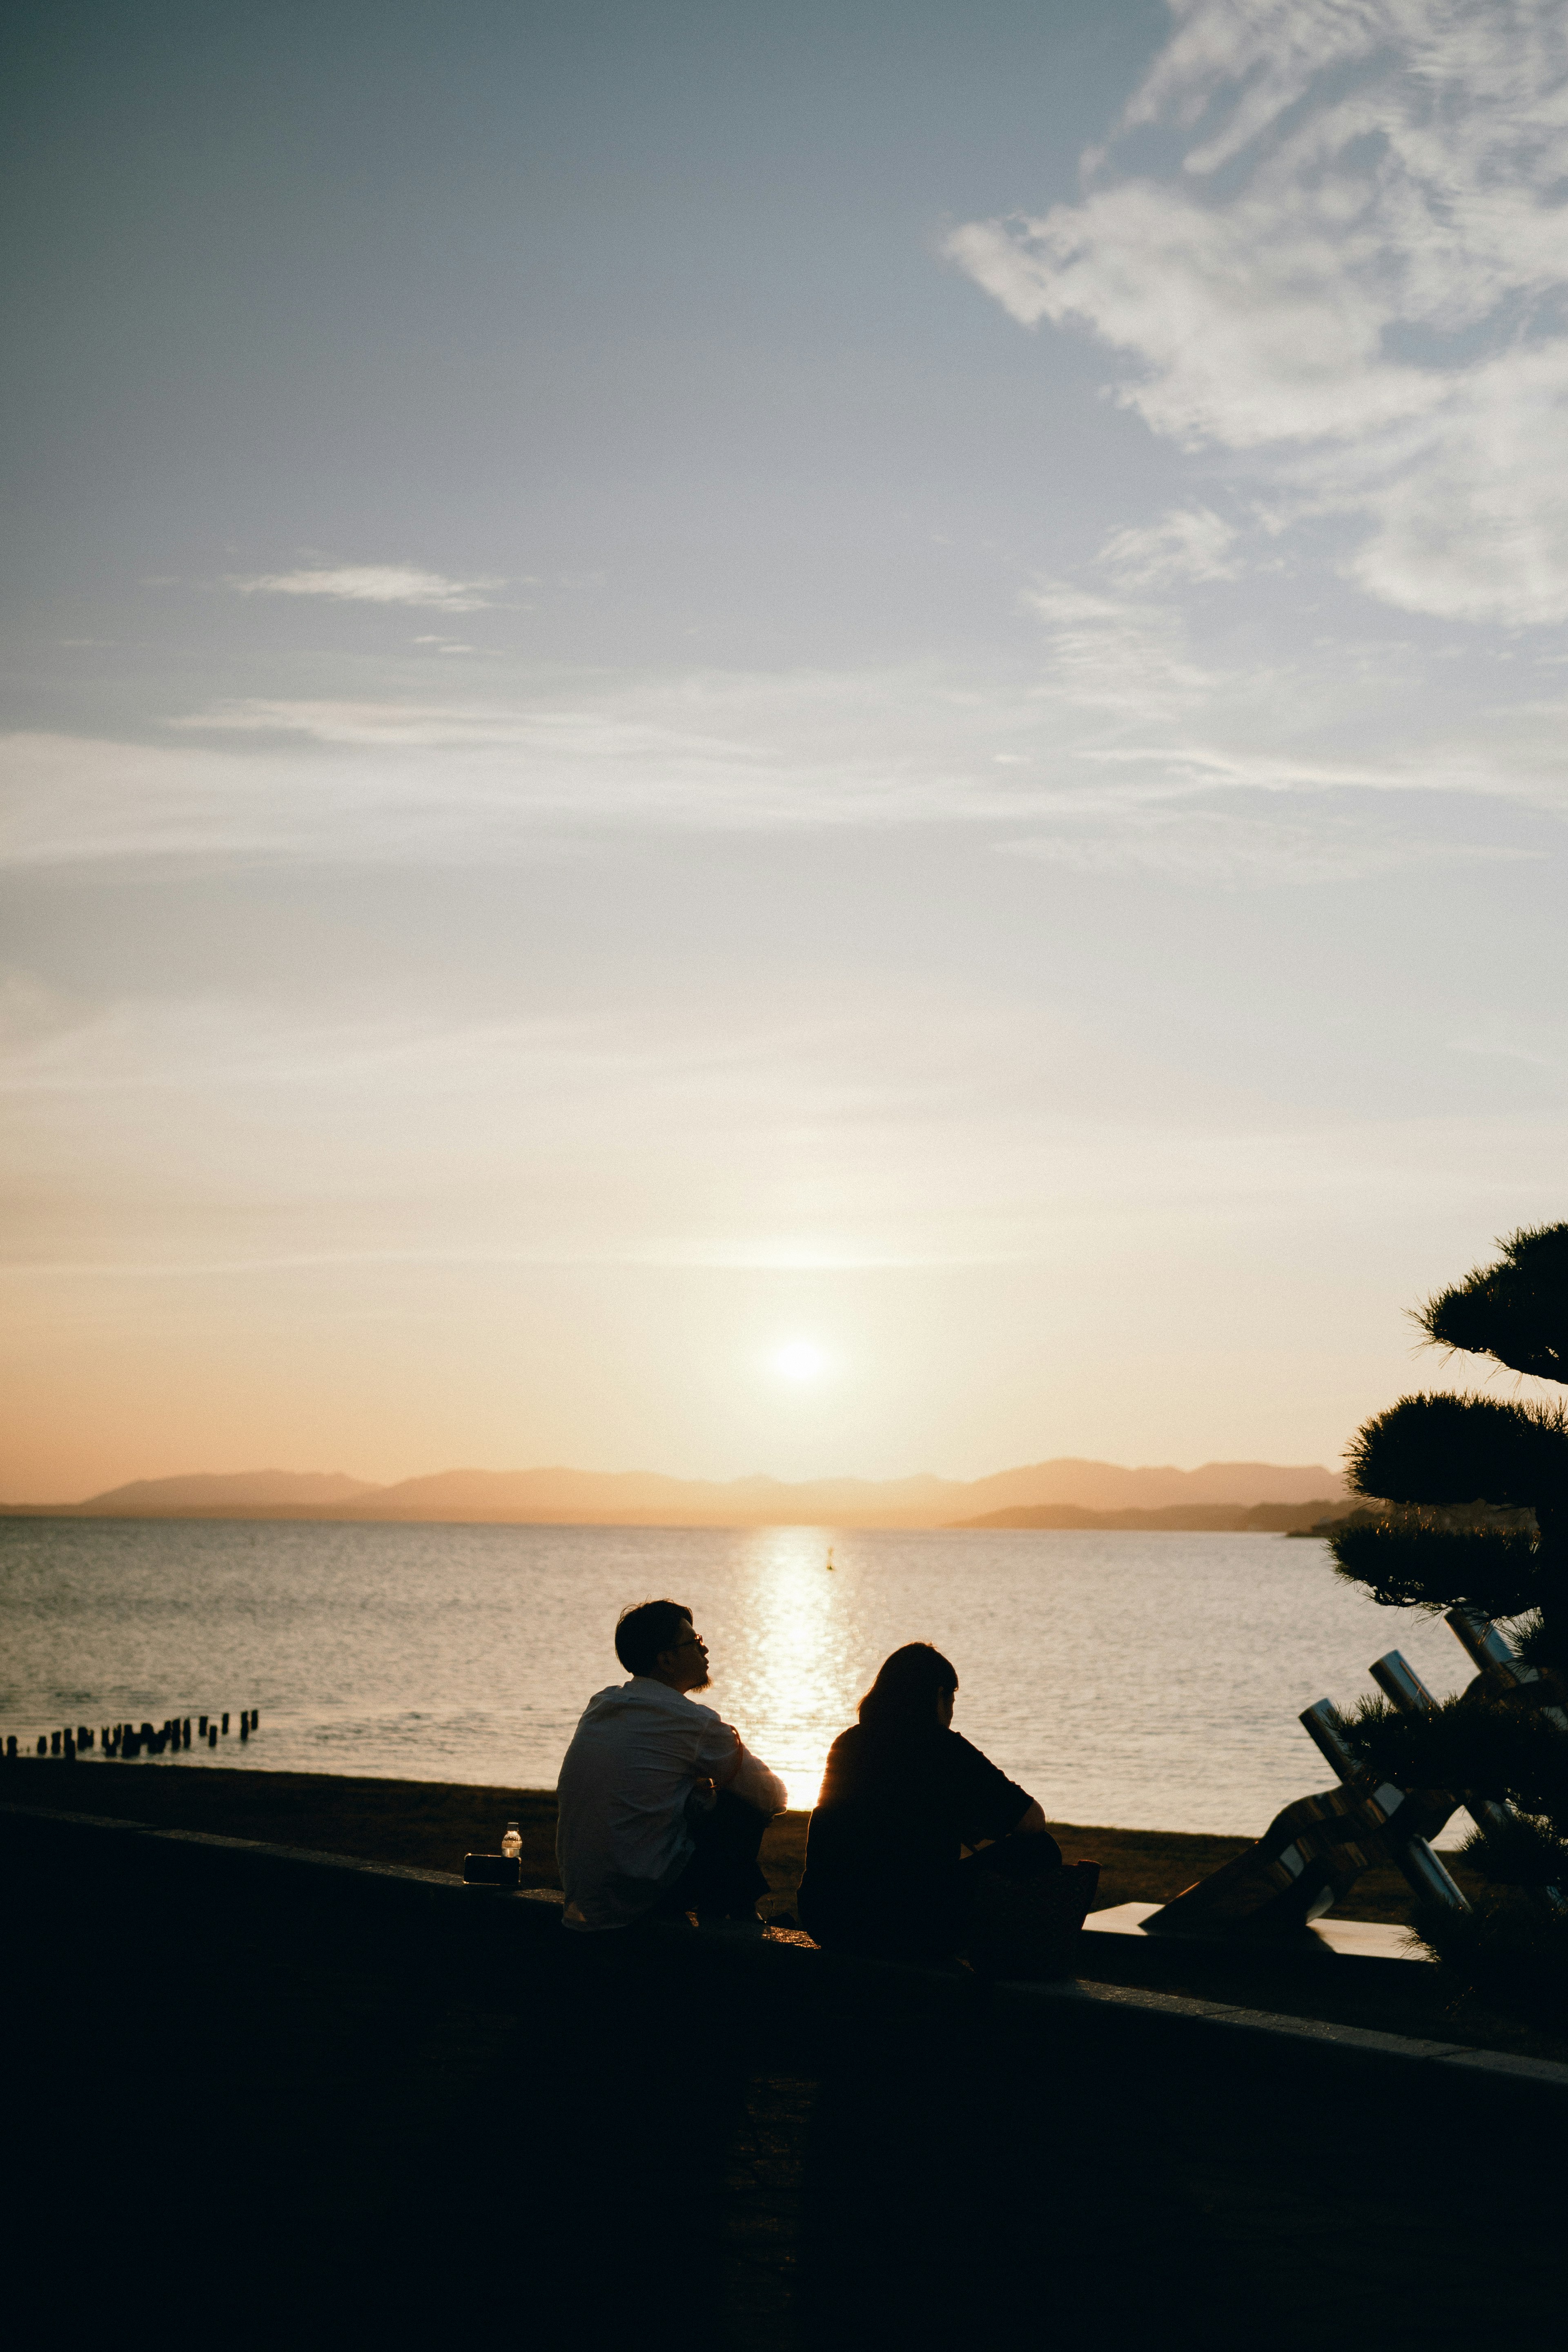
[{"x1": 2, "y1": 1448, "x2": 1350, "y2": 1514}]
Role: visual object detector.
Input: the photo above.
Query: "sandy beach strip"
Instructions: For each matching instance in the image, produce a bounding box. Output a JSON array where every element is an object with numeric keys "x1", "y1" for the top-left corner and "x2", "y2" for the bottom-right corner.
[{"x1": 0, "y1": 1754, "x2": 1470, "y2": 1924}]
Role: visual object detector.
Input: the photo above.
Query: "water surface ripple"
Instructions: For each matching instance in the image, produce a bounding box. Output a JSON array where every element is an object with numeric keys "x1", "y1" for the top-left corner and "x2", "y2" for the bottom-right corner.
[{"x1": 0, "y1": 1519, "x2": 1477, "y2": 1836}]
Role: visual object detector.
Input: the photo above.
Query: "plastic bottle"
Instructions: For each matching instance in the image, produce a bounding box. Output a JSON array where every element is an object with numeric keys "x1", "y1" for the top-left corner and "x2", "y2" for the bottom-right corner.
[{"x1": 501, "y1": 1820, "x2": 522, "y2": 1862}]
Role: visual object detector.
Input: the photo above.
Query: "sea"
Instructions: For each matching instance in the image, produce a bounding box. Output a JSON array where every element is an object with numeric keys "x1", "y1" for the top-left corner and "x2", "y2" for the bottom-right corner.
[{"x1": 0, "y1": 1517, "x2": 1484, "y2": 1838}]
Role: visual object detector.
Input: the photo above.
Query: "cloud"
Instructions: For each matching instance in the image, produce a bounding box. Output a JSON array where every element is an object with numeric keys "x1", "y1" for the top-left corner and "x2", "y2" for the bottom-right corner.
[
  {"x1": 1020, "y1": 581, "x2": 1216, "y2": 718},
  {"x1": 1, "y1": 611, "x2": 1564, "y2": 881},
  {"x1": 9, "y1": 969, "x2": 1555, "y2": 1277},
  {"x1": 0, "y1": 975, "x2": 1170, "y2": 1273},
  {"x1": 226, "y1": 564, "x2": 502, "y2": 611},
  {"x1": 0, "y1": 672, "x2": 1051, "y2": 869},
  {"x1": 1345, "y1": 342, "x2": 1568, "y2": 621},
  {"x1": 1098, "y1": 507, "x2": 1242, "y2": 587},
  {"x1": 944, "y1": 0, "x2": 1568, "y2": 624},
  {"x1": 1003, "y1": 795, "x2": 1542, "y2": 885}
]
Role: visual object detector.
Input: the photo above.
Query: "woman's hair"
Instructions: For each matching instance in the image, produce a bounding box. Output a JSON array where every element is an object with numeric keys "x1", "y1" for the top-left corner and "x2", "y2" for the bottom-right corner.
[{"x1": 856, "y1": 1642, "x2": 958, "y2": 1738}]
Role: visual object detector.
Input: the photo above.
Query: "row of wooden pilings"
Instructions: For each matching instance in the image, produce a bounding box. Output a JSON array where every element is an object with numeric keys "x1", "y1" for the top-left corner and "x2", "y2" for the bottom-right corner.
[{"x1": 3, "y1": 1709, "x2": 261, "y2": 1761}]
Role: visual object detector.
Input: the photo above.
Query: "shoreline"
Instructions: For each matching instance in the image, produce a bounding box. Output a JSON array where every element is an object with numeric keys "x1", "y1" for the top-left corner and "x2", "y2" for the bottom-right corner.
[
  {"x1": 0, "y1": 1505, "x2": 1334, "y2": 1532},
  {"x1": 18, "y1": 1757, "x2": 1566, "y2": 2067},
  {"x1": 0, "y1": 1754, "x2": 1474, "y2": 1926}
]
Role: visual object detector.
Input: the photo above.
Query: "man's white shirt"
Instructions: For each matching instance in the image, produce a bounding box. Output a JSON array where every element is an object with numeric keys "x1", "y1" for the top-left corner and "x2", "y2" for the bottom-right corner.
[{"x1": 555, "y1": 1677, "x2": 786, "y2": 1931}]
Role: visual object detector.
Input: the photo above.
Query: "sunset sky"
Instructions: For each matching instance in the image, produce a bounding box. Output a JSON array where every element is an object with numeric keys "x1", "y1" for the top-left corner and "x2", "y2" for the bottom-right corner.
[{"x1": 5, "y1": 0, "x2": 1567, "y2": 1500}]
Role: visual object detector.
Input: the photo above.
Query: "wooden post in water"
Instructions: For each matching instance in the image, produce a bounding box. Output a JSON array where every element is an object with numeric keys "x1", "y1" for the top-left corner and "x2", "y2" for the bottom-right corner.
[{"x1": 207, "y1": 1724, "x2": 217, "y2": 1747}]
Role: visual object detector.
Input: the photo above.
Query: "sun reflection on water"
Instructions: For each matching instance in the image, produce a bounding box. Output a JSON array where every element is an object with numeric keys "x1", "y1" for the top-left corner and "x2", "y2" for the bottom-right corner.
[{"x1": 713, "y1": 1526, "x2": 864, "y2": 1809}]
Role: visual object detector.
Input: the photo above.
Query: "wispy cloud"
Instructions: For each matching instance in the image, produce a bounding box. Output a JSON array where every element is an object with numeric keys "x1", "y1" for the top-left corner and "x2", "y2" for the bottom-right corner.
[
  {"x1": 1099, "y1": 507, "x2": 1242, "y2": 588},
  {"x1": 0, "y1": 673, "x2": 1046, "y2": 868},
  {"x1": 1020, "y1": 581, "x2": 1216, "y2": 718},
  {"x1": 2, "y1": 614, "x2": 1564, "y2": 885},
  {"x1": 226, "y1": 564, "x2": 502, "y2": 611},
  {"x1": 8, "y1": 969, "x2": 1559, "y2": 1274},
  {"x1": 1004, "y1": 797, "x2": 1542, "y2": 885},
  {"x1": 945, "y1": 0, "x2": 1568, "y2": 624}
]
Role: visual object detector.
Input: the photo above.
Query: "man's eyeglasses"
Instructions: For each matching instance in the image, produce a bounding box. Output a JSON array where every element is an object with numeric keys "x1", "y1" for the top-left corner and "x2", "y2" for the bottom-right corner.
[{"x1": 673, "y1": 1635, "x2": 706, "y2": 1652}]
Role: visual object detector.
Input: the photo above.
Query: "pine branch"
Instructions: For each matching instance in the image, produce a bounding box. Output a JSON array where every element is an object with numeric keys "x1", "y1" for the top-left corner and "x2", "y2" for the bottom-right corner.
[
  {"x1": 1408, "y1": 1893, "x2": 1568, "y2": 2024},
  {"x1": 1515, "y1": 1614, "x2": 1558, "y2": 1671},
  {"x1": 1452, "y1": 1809, "x2": 1568, "y2": 1890},
  {"x1": 1341, "y1": 1688, "x2": 1568, "y2": 1840},
  {"x1": 1420, "y1": 1222, "x2": 1568, "y2": 1384},
  {"x1": 1329, "y1": 1516, "x2": 1541, "y2": 1617},
  {"x1": 1348, "y1": 1392, "x2": 1568, "y2": 1510}
]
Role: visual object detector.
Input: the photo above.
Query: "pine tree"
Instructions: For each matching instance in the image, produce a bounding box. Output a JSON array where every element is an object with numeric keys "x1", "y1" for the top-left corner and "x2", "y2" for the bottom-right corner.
[{"x1": 1328, "y1": 1223, "x2": 1568, "y2": 2017}]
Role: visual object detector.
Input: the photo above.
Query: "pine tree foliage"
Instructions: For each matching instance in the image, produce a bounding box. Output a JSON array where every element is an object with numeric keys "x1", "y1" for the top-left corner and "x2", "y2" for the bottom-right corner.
[
  {"x1": 1419, "y1": 1221, "x2": 1568, "y2": 1383},
  {"x1": 1328, "y1": 1223, "x2": 1568, "y2": 2018},
  {"x1": 1347, "y1": 1391, "x2": 1568, "y2": 1512},
  {"x1": 1330, "y1": 1517, "x2": 1539, "y2": 1617},
  {"x1": 1341, "y1": 1688, "x2": 1568, "y2": 1831}
]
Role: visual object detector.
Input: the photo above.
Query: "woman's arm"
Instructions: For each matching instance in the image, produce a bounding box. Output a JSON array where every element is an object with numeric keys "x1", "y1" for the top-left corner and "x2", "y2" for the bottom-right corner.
[{"x1": 961, "y1": 1796, "x2": 1052, "y2": 1855}]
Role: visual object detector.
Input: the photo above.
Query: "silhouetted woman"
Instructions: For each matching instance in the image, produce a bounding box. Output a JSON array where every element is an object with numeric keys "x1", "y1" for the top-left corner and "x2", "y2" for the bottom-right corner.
[{"x1": 799, "y1": 1642, "x2": 1082, "y2": 1965}]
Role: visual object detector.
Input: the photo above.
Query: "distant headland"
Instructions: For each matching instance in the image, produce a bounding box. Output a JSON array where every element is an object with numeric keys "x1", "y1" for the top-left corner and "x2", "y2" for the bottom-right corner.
[{"x1": 0, "y1": 1456, "x2": 1348, "y2": 1532}]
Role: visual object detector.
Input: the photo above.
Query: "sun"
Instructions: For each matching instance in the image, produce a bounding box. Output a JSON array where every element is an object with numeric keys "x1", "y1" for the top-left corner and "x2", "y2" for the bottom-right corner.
[{"x1": 774, "y1": 1339, "x2": 827, "y2": 1383}]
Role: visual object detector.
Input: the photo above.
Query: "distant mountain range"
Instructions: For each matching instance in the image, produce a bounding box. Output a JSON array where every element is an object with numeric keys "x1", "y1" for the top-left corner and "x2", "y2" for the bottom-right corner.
[
  {"x1": 43, "y1": 1470, "x2": 381, "y2": 1512},
  {"x1": 2, "y1": 1456, "x2": 1348, "y2": 1530}
]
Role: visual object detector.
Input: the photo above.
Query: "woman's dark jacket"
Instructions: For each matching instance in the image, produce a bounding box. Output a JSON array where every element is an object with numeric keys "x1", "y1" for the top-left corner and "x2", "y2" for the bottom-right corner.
[{"x1": 799, "y1": 1722, "x2": 1034, "y2": 1956}]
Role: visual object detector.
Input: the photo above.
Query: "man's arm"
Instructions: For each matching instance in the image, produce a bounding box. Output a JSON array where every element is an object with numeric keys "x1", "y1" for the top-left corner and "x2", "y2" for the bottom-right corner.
[
  {"x1": 693, "y1": 1722, "x2": 785, "y2": 1813},
  {"x1": 719, "y1": 1728, "x2": 786, "y2": 1815},
  {"x1": 710, "y1": 1730, "x2": 743, "y2": 1790}
]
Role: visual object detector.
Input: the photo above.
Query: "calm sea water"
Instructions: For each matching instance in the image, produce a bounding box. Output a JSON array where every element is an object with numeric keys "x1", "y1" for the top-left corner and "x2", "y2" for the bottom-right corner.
[{"x1": 0, "y1": 1518, "x2": 1481, "y2": 1837}]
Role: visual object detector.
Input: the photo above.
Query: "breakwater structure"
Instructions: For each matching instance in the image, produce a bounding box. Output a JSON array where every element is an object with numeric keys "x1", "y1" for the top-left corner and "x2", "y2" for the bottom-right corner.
[
  {"x1": 3, "y1": 1704, "x2": 260, "y2": 1760},
  {"x1": 1085, "y1": 1606, "x2": 1566, "y2": 1964},
  {"x1": 4, "y1": 1791, "x2": 1566, "y2": 2346}
]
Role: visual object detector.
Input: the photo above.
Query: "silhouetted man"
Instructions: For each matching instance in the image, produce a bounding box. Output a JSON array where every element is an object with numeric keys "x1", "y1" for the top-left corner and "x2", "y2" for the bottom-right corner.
[{"x1": 556, "y1": 1598, "x2": 786, "y2": 1931}]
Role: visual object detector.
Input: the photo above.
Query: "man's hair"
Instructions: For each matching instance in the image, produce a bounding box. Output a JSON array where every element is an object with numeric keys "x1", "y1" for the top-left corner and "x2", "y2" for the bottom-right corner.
[
  {"x1": 857, "y1": 1642, "x2": 958, "y2": 1739},
  {"x1": 615, "y1": 1598, "x2": 693, "y2": 1678}
]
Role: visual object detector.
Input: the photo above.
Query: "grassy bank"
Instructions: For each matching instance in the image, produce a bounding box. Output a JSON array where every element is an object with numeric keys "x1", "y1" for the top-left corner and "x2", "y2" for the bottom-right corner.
[{"x1": 0, "y1": 1754, "x2": 1478, "y2": 1924}]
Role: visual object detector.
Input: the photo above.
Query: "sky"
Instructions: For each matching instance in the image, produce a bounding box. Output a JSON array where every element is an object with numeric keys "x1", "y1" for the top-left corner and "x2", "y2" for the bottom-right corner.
[{"x1": 4, "y1": 0, "x2": 1568, "y2": 1500}]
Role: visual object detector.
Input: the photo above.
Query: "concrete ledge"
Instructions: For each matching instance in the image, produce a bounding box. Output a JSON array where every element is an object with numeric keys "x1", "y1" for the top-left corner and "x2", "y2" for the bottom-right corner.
[
  {"x1": 1087, "y1": 1897, "x2": 1421, "y2": 1965},
  {"x1": 988, "y1": 1971, "x2": 1568, "y2": 2111},
  {"x1": 8, "y1": 1799, "x2": 1564, "y2": 2111},
  {"x1": 1082, "y1": 1896, "x2": 1428, "y2": 1996}
]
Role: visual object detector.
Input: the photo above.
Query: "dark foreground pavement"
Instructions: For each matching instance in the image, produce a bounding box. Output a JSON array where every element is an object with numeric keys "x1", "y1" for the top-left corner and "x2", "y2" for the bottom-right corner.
[{"x1": 6, "y1": 1805, "x2": 1561, "y2": 2350}]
